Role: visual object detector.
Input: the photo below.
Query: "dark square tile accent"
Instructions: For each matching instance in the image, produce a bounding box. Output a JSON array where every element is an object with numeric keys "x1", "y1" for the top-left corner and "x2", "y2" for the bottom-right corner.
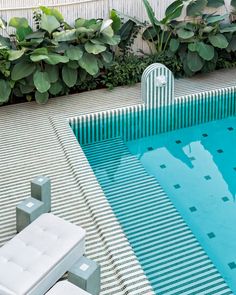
[
  {"x1": 160, "y1": 164, "x2": 166, "y2": 169},
  {"x1": 207, "y1": 232, "x2": 216, "y2": 239},
  {"x1": 222, "y1": 196, "x2": 229, "y2": 202},
  {"x1": 217, "y1": 149, "x2": 223, "y2": 154},
  {"x1": 202, "y1": 133, "x2": 208, "y2": 137},
  {"x1": 175, "y1": 140, "x2": 182, "y2": 144},
  {"x1": 228, "y1": 127, "x2": 234, "y2": 131},
  {"x1": 147, "y1": 147, "x2": 154, "y2": 151},
  {"x1": 228, "y1": 262, "x2": 236, "y2": 269},
  {"x1": 189, "y1": 206, "x2": 197, "y2": 212},
  {"x1": 174, "y1": 184, "x2": 181, "y2": 189},
  {"x1": 189, "y1": 156, "x2": 196, "y2": 161},
  {"x1": 233, "y1": 167, "x2": 236, "y2": 171},
  {"x1": 204, "y1": 175, "x2": 211, "y2": 180}
]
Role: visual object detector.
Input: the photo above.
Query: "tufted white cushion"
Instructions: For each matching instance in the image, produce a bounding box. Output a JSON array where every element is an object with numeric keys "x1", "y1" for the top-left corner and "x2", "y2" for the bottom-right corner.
[
  {"x1": 0, "y1": 213, "x2": 86, "y2": 295},
  {"x1": 46, "y1": 281, "x2": 90, "y2": 295}
]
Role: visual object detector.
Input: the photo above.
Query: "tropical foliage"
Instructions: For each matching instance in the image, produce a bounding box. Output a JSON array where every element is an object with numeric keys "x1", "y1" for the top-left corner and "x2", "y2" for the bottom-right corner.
[
  {"x1": 1, "y1": 1, "x2": 236, "y2": 105},
  {"x1": 0, "y1": 6, "x2": 120, "y2": 104},
  {"x1": 142, "y1": 0, "x2": 236, "y2": 75}
]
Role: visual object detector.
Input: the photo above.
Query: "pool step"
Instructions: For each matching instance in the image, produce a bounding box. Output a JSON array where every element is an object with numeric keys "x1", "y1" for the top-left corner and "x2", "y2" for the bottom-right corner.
[{"x1": 82, "y1": 138, "x2": 232, "y2": 295}]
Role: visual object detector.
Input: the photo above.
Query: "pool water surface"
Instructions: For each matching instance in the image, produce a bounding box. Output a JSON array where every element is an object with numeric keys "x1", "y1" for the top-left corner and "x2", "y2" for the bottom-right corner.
[
  {"x1": 81, "y1": 116, "x2": 235, "y2": 294},
  {"x1": 127, "y1": 116, "x2": 236, "y2": 293}
]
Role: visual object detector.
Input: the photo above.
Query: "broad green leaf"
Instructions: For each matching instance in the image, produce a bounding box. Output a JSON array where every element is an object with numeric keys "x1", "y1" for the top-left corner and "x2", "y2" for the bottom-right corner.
[
  {"x1": 0, "y1": 36, "x2": 11, "y2": 49},
  {"x1": 62, "y1": 65, "x2": 77, "y2": 87},
  {"x1": 207, "y1": 0, "x2": 224, "y2": 7},
  {"x1": 202, "y1": 26, "x2": 214, "y2": 33},
  {"x1": 177, "y1": 28, "x2": 194, "y2": 39},
  {"x1": 101, "y1": 34, "x2": 120, "y2": 45},
  {"x1": 142, "y1": 26, "x2": 159, "y2": 41},
  {"x1": 110, "y1": 9, "x2": 121, "y2": 33},
  {"x1": 206, "y1": 14, "x2": 226, "y2": 24},
  {"x1": 9, "y1": 17, "x2": 28, "y2": 28},
  {"x1": 19, "y1": 84, "x2": 34, "y2": 94},
  {"x1": 8, "y1": 49, "x2": 25, "y2": 61},
  {"x1": 11, "y1": 62, "x2": 36, "y2": 80},
  {"x1": 164, "y1": 0, "x2": 184, "y2": 22},
  {"x1": 143, "y1": 0, "x2": 161, "y2": 27},
  {"x1": 209, "y1": 33, "x2": 229, "y2": 48},
  {"x1": 83, "y1": 19, "x2": 97, "y2": 28},
  {"x1": 187, "y1": 0, "x2": 207, "y2": 16},
  {"x1": 53, "y1": 29, "x2": 77, "y2": 41},
  {"x1": 102, "y1": 26, "x2": 114, "y2": 38},
  {"x1": 49, "y1": 81, "x2": 63, "y2": 95},
  {"x1": 90, "y1": 39, "x2": 104, "y2": 45},
  {"x1": 41, "y1": 14, "x2": 60, "y2": 34},
  {"x1": 33, "y1": 71, "x2": 51, "y2": 93},
  {"x1": 45, "y1": 54, "x2": 69, "y2": 65},
  {"x1": 183, "y1": 59, "x2": 195, "y2": 77},
  {"x1": 16, "y1": 26, "x2": 33, "y2": 41},
  {"x1": 188, "y1": 43, "x2": 198, "y2": 51},
  {"x1": 66, "y1": 46, "x2": 83, "y2": 60},
  {"x1": 119, "y1": 19, "x2": 136, "y2": 45},
  {"x1": 40, "y1": 6, "x2": 64, "y2": 22},
  {"x1": 30, "y1": 55, "x2": 49, "y2": 62},
  {"x1": 25, "y1": 31, "x2": 45, "y2": 39},
  {"x1": 78, "y1": 53, "x2": 99, "y2": 76},
  {"x1": 0, "y1": 80, "x2": 11, "y2": 102},
  {"x1": 196, "y1": 42, "x2": 215, "y2": 60},
  {"x1": 85, "y1": 42, "x2": 106, "y2": 54},
  {"x1": 101, "y1": 51, "x2": 113, "y2": 63},
  {"x1": 45, "y1": 64, "x2": 59, "y2": 83},
  {"x1": 187, "y1": 51, "x2": 204, "y2": 72},
  {"x1": 35, "y1": 91, "x2": 49, "y2": 104},
  {"x1": 75, "y1": 18, "x2": 86, "y2": 28},
  {"x1": 76, "y1": 27, "x2": 94, "y2": 34},
  {"x1": 30, "y1": 47, "x2": 49, "y2": 62},
  {"x1": 67, "y1": 60, "x2": 79, "y2": 69},
  {"x1": 220, "y1": 24, "x2": 236, "y2": 33},
  {"x1": 169, "y1": 38, "x2": 180, "y2": 52},
  {"x1": 32, "y1": 48, "x2": 48, "y2": 55},
  {"x1": 18, "y1": 39, "x2": 44, "y2": 47}
]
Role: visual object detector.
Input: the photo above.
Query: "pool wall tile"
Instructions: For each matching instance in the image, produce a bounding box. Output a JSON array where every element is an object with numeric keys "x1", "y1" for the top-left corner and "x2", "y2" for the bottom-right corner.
[{"x1": 69, "y1": 87, "x2": 236, "y2": 145}]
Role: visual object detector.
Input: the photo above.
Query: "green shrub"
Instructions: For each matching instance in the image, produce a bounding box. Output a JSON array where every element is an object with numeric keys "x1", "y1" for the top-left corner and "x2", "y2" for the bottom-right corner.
[
  {"x1": 142, "y1": 0, "x2": 236, "y2": 76},
  {"x1": 0, "y1": 6, "x2": 120, "y2": 104}
]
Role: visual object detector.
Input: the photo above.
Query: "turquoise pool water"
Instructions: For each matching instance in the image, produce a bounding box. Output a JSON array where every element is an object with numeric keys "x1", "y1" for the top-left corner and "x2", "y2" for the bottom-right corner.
[
  {"x1": 81, "y1": 116, "x2": 236, "y2": 294},
  {"x1": 126, "y1": 117, "x2": 236, "y2": 293}
]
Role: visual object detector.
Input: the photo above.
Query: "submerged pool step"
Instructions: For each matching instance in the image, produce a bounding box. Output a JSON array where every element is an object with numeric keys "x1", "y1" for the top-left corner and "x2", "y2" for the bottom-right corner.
[{"x1": 82, "y1": 137, "x2": 232, "y2": 295}]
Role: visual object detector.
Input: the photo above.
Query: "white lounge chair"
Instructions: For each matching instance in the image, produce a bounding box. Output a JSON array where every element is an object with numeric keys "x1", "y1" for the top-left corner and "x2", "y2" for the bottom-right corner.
[
  {"x1": 0, "y1": 213, "x2": 86, "y2": 295},
  {"x1": 46, "y1": 281, "x2": 90, "y2": 294}
]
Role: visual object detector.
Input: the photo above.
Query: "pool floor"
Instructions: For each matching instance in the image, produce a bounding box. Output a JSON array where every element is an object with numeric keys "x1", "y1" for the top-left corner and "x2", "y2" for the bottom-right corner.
[
  {"x1": 82, "y1": 118, "x2": 233, "y2": 294},
  {"x1": 127, "y1": 116, "x2": 236, "y2": 293}
]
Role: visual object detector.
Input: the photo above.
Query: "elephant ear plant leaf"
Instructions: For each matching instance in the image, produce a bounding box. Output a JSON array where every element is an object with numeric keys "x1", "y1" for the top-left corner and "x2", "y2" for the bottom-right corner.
[{"x1": 40, "y1": 14, "x2": 60, "y2": 34}]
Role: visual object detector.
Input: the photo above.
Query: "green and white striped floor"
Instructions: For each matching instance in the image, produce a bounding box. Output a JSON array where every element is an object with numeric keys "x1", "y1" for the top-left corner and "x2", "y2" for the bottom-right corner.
[{"x1": 1, "y1": 67, "x2": 236, "y2": 294}]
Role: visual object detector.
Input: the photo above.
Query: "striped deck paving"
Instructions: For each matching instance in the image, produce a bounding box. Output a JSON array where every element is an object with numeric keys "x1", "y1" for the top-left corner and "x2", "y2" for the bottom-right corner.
[
  {"x1": 1, "y1": 67, "x2": 236, "y2": 294},
  {"x1": 82, "y1": 137, "x2": 233, "y2": 295}
]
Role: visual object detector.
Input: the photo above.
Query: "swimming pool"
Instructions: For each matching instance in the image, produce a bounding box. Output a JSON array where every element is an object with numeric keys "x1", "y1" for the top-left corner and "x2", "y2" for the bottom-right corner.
[
  {"x1": 69, "y1": 67, "x2": 236, "y2": 293},
  {"x1": 127, "y1": 117, "x2": 236, "y2": 293}
]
